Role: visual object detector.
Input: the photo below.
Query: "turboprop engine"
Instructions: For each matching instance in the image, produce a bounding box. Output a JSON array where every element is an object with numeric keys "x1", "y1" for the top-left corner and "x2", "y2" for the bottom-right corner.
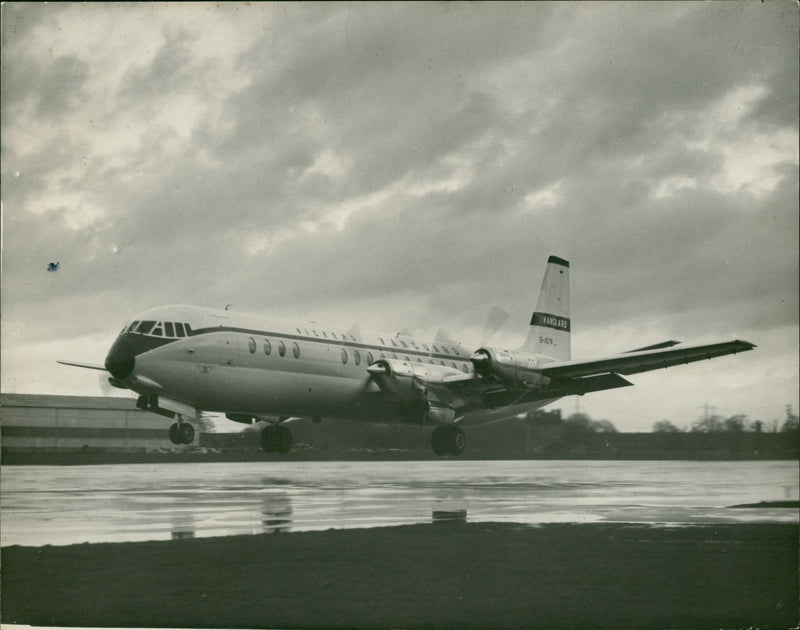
[
  {"x1": 469, "y1": 347, "x2": 552, "y2": 389},
  {"x1": 367, "y1": 359, "x2": 462, "y2": 423},
  {"x1": 367, "y1": 359, "x2": 463, "y2": 396}
]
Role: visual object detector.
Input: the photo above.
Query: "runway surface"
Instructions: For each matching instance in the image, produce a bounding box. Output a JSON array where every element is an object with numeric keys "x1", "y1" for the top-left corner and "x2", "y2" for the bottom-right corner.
[{"x1": 2, "y1": 460, "x2": 797, "y2": 547}]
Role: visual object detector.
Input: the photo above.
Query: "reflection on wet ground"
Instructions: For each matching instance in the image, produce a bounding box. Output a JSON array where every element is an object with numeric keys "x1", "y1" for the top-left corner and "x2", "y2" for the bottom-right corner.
[{"x1": 1, "y1": 460, "x2": 797, "y2": 547}]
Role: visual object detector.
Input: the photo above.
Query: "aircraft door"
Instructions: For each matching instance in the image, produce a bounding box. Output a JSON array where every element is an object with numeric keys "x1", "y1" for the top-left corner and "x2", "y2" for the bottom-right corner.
[
  {"x1": 221, "y1": 334, "x2": 238, "y2": 367},
  {"x1": 206, "y1": 313, "x2": 237, "y2": 367}
]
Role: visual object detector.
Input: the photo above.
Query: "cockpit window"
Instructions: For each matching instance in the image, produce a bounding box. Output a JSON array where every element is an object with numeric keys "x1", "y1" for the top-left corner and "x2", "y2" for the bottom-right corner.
[
  {"x1": 126, "y1": 321, "x2": 140, "y2": 333},
  {"x1": 151, "y1": 322, "x2": 164, "y2": 337},
  {"x1": 175, "y1": 322, "x2": 186, "y2": 337},
  {"x1": 136, "y1": 321, "x2": 156, "y2": 335},
  {"x1": 165, "y1": 322, "x2": 175, "y2": 337}
]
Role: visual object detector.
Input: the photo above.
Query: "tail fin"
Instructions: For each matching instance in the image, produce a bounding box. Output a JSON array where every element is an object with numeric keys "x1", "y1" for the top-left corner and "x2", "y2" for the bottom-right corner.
[{"x1": 520, "y1": 255, "x2": 571, "y2": 361}]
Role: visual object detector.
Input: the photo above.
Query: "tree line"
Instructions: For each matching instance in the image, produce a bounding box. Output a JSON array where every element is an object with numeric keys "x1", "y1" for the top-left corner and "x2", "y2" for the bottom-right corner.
[{"x1": 652, "y1": 405, "x2": 799, "y2": 434}]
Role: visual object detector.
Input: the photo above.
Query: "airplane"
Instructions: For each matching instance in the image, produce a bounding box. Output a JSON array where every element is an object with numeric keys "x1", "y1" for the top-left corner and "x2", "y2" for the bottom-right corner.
[{"x1": 58, "y1": 256, "x2": 755, "y2": 456}]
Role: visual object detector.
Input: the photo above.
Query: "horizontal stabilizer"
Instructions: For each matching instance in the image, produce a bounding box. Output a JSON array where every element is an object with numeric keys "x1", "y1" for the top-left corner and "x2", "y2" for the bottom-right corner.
[{"x1": 57, "y1": 360, "x2": 108, "y2": 372}]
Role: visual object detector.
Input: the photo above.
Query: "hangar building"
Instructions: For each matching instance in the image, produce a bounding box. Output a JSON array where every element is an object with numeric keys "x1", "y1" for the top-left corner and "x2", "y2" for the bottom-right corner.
[{"x1": 1, "y1": 394, "x2": 175, "y2": 453}]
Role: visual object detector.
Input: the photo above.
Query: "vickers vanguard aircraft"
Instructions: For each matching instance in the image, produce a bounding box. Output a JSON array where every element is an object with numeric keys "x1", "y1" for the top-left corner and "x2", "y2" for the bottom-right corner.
[{"x1": 59, "y1": 256, "x2": 755, "y2": 455}]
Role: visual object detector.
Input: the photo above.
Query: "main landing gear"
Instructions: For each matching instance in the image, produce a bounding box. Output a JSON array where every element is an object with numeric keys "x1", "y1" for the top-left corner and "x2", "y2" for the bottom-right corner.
[
  {"x1": 260, "y1": 424, "x2": 293, "y2": 454},
  {"x1": 431, "y1": 425, "x2": 466, "y2": 456},
  {"x1": 169, "y1": 421, "x2": 195, "y2": 445}
]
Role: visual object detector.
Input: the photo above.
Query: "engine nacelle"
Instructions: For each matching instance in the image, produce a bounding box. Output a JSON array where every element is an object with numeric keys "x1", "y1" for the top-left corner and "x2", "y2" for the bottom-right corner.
[
  {"x1": 367, "y1": 359, "x2": 463, "y2": 398},
  {"x1": 470, "y1": 347, "x2": 552, "y2": 388}
]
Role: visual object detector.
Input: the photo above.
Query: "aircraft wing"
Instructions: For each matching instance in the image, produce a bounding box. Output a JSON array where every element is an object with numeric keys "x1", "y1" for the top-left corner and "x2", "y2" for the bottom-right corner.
[{"x1": 538, "y1": 339, "x2": 756, "y2": 380}]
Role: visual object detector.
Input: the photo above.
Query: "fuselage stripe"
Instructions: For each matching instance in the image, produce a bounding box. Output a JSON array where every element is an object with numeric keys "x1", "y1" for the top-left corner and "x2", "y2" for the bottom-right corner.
[{"x1": 125, "y1": 326, "x2": 470, "y2": 363}]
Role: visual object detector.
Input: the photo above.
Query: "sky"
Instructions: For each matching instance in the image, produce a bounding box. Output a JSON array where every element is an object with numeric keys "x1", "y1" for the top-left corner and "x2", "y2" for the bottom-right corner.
[{"x1": 1, "y1": 1, "x2": 798, "y2": 432}]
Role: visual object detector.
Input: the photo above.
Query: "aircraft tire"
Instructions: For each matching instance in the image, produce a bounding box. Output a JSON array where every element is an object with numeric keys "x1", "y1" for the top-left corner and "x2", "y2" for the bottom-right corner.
[
  {"x1": 169, "y1": 423, "x2": 182, "y2": 445},
  {"x1": 179, "y1": 423, "x2": 195, "y2": 445},
  {"x1": 260, "y1": 426, "x2": 277, "y2": 453},
  {"x1": 431, "y1": 427, "x2": 449, "y2": 456},
  {"x1": 276, "y1": 425, "x2": 293, "y2": 454},
  {"x1": 447, "y1": 426, "x2": 465, "y2": 456}
]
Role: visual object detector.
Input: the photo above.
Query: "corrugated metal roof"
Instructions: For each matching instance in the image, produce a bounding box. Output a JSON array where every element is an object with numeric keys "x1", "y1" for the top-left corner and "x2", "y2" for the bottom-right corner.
[{"x1": 1, "y1": 393, "x2": 140, "y2": 411}]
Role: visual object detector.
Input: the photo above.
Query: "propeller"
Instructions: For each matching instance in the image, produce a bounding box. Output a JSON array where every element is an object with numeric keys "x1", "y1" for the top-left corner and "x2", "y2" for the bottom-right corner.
[
  {"x1": 470, "y1": 306, "x2": 510, "y2": 373},
  {"x1": 480, "y1": 306, "x2": 510, "y2": 347}
]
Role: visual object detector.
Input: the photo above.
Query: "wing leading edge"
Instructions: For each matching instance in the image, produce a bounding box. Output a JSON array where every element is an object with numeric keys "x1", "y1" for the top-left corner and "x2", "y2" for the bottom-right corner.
[
  {"x1": 413, "y1": 339, "x2": 755, "y2": 415},
  {"x1": 539, "y1": 339, "x2": 756, "y2": 380}
]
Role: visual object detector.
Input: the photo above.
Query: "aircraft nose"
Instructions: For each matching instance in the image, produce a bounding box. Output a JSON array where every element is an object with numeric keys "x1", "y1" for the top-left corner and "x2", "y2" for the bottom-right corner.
[{"x1": 105, "y1": 337, "x2": 136, "y2": 379}]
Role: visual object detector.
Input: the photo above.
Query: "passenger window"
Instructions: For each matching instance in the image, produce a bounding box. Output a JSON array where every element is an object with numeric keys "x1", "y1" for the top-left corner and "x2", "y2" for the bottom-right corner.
[
  {"x1": 341, "y1": 349, "x2": 348, "y2": 364},
  {"x1": 366, "y1": 352, "x2": 374, "y2": 364},
  {"x1": 293, "y1": 343, "x2": 300, "y2": 359},
  {"x1": 278, "y1": 341, "x2": 286, "y2": 357},
  {"x1": 461, "y1": 364, "x2": 468, "y2": 373},
  {"x1": 354, "y1": 350, "x2": 361, "y2": 366},
  {"x1": 248, "y1": 337, "x2": 256, "y2": 353},
  {"x1": 433, "y1": 345, "x2": 440, "y2": 353},
  {"x1": 264, "y1": 339, "x2": 272, "y2": 355},
  {"x1": 400, "y1": 340, "x2": 408, "y2": 349},
  {"x1": 422, "y1": 343, "x2": 429, "y2": 351}
]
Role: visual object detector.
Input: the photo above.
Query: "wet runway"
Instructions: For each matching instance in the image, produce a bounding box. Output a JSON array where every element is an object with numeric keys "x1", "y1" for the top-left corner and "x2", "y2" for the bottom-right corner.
[{"x1": 2, "y1": 460, "x2": 797, "y2": 547}]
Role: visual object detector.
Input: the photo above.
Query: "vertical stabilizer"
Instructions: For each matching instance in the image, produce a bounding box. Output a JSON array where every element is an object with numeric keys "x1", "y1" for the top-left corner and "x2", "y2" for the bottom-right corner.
[{"x1": 521, "y1": 256, "x2": 571, "y2": 361}]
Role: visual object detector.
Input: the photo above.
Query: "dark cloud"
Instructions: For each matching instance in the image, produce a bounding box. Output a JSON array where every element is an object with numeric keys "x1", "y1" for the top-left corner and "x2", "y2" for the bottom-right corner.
[{"x1": 2, "y1": 1, "x2": 797, "y2": 427}]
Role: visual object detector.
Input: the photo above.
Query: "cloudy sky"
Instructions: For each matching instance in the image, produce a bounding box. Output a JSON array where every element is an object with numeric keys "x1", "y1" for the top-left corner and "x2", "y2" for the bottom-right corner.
[{"x1": 2, "y1": 2, "x2": 797, "y2": 432}]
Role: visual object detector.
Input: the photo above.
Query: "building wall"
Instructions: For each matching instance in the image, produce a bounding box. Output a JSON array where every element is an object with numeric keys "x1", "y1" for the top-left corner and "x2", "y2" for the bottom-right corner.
[{"x1": 1, "y1": 394, "x2": 175, "y2": 453}]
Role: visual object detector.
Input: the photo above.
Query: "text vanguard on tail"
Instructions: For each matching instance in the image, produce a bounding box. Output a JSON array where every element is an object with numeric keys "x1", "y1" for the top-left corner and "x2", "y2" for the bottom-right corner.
[{"x1": 59, "y1": 256, "x2": 755, "y2": 456}]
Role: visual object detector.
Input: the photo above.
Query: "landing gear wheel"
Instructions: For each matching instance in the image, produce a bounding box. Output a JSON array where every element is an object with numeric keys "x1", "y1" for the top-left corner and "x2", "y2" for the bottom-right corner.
[
  {"x1": 431, "y1": 426, "x2": 465, "y2": 456},
  {"x1": 276, "y1": 425, "x2": 293, "y2": 454},
  {"x1": 260, "y1": 425, "x2": 277, "y2": 453},
  {"x1": 447, "y1": 426, "x2": 465, "y2": 456},
  {"x1": 169, "y1": 423, "x2": 182, "y2": 445},
  {"x1": 431, "y1": 427, "x2": 449, "y2": 456},
  {"x1": 179, "y1": 423, "x2": 195, "y2": 445},
  {"x1": 261, "y1": 425, "x2": 294, "y2": 454}
]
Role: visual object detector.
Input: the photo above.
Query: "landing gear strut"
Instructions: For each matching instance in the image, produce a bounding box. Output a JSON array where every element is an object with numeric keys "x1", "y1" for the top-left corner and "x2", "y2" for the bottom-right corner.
[
  {"x1": 260, "y1": 424, "x2": 293, "y2": 454},
  {"x1": 169, "y1": 421, "x2": 195, "y2": 445},
  {"x1": 431, "y1": 426, "x2": 465, "y2": 456}
]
